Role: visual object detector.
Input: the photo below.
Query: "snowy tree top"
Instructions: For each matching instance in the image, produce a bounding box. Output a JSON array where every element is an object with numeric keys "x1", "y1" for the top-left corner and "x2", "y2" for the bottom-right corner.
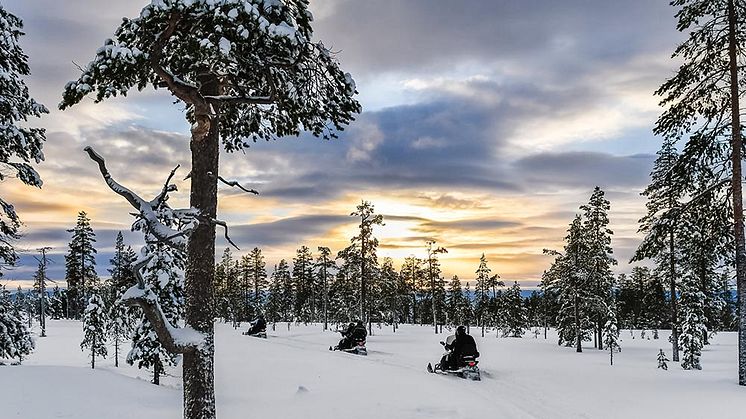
[
  {"x1": 60, "y1": 0, "x2": 360, "y2": 150},
  {"x1": 0, "y1": 5, "x2": 48, "y2": 187}
]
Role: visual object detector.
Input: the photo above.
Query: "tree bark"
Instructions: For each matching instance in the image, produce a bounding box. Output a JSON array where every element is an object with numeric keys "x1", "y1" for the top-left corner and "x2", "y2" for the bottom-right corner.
[
  {"x1": 154, "y1": 361, "x2": 161, "y2": 386},
  {"x1": 669, "y1": 229, "x2": 679, "y2": 362},
  {"x1": 574, "y1": 292, "x2": 582, "y2": 353},
  {"x1": 183, "y1": 73, "x2": 220, "y2": 419},
  {"x1": 728, "y1": 0, "x2": 746, "y2": 386}
]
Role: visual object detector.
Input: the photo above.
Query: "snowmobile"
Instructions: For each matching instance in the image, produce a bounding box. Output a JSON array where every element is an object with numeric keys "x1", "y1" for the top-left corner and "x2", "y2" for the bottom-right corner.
[
  {"x1": 242, "y1": 329, "x2": 267, "y2": 338},
  {"x1": 242, "y1": 316, "x2": 268, "y2": 338},
  {"x1": 427, "y1": 341, "x2": 481, "y2": 381},
  {"x1": 329, "y1": 336, "x2": 368, "y2": 356}
]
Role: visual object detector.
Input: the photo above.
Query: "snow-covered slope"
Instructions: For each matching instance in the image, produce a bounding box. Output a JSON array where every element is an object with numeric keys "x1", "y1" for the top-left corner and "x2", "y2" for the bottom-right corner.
[{"x1": 2, "y1": 320, "x2": 744, "y2": 418}]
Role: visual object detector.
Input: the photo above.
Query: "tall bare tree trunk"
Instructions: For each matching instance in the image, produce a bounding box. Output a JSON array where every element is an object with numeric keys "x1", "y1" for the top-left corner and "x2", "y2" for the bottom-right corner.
[
  {"x1": 728, "y1": 0, "x2": 746, "y2": 386},
  {"x1": 183, "y1": 74, "x2": 219, "y2": 419},
  {"x1": 575, "y1": 292, "x2": 582, "y2": 353},
  {"x1": 669, "y1": 228, "x2": 679, "y2": 362}
]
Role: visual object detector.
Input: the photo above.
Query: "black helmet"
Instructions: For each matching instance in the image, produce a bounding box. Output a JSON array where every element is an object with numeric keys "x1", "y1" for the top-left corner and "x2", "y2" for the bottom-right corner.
[
  {"x1": 356, "y1": 320, "x2": 364, "y2": 327},
  {"x1": 456, "y1": 325, "x2": 466, "y2": 335}
]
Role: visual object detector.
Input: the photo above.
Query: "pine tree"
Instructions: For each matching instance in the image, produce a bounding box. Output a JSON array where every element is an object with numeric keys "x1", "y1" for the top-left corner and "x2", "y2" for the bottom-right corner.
[
  {"x1": 422, "y1": 241, "x2": 447, "y2": 333},
  {"x1": 64, "y1": 211, "x2": 98, "y2": 319},
  {"x1": 60, "y1": 1, "x2": 360, "y2": 414},
  {"x1": 0, "y1": 5, "x2": 48, "y2": 275},
  {"x1": 350, "y1": 201, "x2": 384, "y2": 330},
  {"x1": 678, "y1": 184, "x2": 730, "y2": 344},
  {"x1": 243, "y1": 247, "x2": 268, "y2": 320},
  {"x1": 330, "y1": 247, "x2": 360, "y2": 324},
  {"x1": 474, "y1": 254, "x2": 491, "y2": 337},
  {"x1": 293, "y1": 246, "x2": 316, "y2": 323},
  {"x1": 717, "y1": 270, "x2": 737, "y2": 331},
  {"x1": 400, "y1": 256, "x2": 423, "y2": 324},
  {"x1": 0, "y1": 285, "x2": 34, "y2": 363},
  {"x1": 633, "y1": 138, "x2": 684, "y2": 361},
  {"x1": 379, "y1": 257, "x2": 401, "y2": 331},
  {"x1": 316, "y1": 246, "x2": 335, "y2": 330},
  {"x1": 657, "y1": 349, "x2": 670, "y2": 370},
  {"x1": 502, "y1": 281, "x2": 527, "y2": 338},
  {"x1": 272, "y1": 260, "x2": 294, "y2": 323},
  {"x1": 81, "y1": 293, "x2": 108, "y2": 369},
  {"x1": 655, "y1": 0, "x2": 746, "y2": 383},
  {"x1": 214, "y1": 248, "x2": 236, "y2": 322}
]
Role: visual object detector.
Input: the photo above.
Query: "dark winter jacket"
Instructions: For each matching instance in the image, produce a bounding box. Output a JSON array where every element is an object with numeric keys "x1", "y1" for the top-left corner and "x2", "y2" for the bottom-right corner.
[
  {"x1": 342, "y1": 323, "x2": 367, "y2": 341},
  {"x1": 446, "y1": 331, "x2": 479, "y2": 359}
]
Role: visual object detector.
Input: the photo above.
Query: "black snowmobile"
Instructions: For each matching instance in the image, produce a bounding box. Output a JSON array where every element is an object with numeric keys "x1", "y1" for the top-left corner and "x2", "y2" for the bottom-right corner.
[
  {"x1": 427, "y1": 335, "x2": 481, "y2": 381},
  {"x1": 329, "y1": 322, "x2": 368, "y2": 356},
  {"x1": 242, "y1": 317, "x2": 267, "y2": 338}
]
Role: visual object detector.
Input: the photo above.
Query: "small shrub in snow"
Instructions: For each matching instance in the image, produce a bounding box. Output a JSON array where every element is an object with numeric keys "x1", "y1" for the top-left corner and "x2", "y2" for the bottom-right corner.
[{"x1": 657, "y1": 349, "x2": 669, "y2": 370}]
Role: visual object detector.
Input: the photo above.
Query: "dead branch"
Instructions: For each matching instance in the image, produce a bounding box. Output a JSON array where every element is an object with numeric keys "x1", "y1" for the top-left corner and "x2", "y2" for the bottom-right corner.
[{"x1": 217, "y1": 176, "x2": 259, "y2": 195}]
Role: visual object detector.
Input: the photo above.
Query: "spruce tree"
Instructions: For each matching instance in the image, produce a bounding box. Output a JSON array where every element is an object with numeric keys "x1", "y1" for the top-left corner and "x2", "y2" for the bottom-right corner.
[
  {"x1": 107, "y1": 232, "x2": 137, "y2": 368},
  {"x1": 64, "y1": 211, "x2": 98, "y2": 319},
  {"x1": 461, "y1": 281, "x2": 475, "y2": 330},
  {"x1": 0, "y1": 285, "x2": 34, "y2": 364},
  {"x1": 446, "y1": 275, "x2": 465, "y2": 327},
  {"x1": 679, "y1": 273, "x2": 707, "y2": 370},
  {"x1": 603, "y1": 306, "x2": 621, "y2": 366},
  {"x1": 544, "y1": 216, "x2": 593, "y2": 352},
  {"x1": 581, "y1": 186, "x2": 616, "y2": 350},
  {"x1": 50, "y1": 285, "x2": 64, "y2": 320},
  {"x1": 0, "y1": 5, "x2": 48, "y2": 275},
  {"x1": 502, "y1": 281, "x2": 527, "y2": 338},
  {"x1": 128, "y1": 238, "x2": 185, "y2": 385},
  {"x1": 81, "y1": 292, "x2": 108, "y2": 369},
  {"x1": 657, "y1": 349, "x2": 670, "y2": 370}
]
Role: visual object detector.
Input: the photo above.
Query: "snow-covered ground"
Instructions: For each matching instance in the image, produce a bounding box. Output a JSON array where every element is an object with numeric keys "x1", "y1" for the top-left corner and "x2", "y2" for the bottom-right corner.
[{"x1": 2, "y1": 320, "x2": 744, "y2": 419}]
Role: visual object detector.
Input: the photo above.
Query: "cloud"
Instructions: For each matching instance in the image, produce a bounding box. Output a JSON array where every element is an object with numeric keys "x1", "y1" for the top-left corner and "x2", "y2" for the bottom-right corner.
[
  {"x1": 512, "y1": 151, "x2": 655, "y2": 190},
  {"x1": 227, "y1": 215, "x2": 351, "y2": 248}
]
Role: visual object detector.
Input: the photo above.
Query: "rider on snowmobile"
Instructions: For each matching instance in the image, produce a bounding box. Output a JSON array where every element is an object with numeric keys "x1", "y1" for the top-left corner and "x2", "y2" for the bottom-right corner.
[
  {"x1": 245, "y1": 314, "x2": 267, "y2": 336},
  {"x1": 435, "y1": 325, "x2": 479, "y2": 371},
  {"x1": 335, "y1": 320, "x2": 367, "y2": 350}
]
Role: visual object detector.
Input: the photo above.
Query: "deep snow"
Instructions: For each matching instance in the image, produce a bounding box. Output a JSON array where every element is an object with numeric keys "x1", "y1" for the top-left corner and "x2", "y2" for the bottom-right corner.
[{"x1": 1, "y1": 320, "x2": 744, "y2": 418}]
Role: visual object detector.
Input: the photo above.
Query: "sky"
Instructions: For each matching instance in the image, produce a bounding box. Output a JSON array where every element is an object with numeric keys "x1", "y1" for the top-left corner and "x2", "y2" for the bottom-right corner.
[{"x1": 0, "y1": 0, "x2": 685, "y2": 288}]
